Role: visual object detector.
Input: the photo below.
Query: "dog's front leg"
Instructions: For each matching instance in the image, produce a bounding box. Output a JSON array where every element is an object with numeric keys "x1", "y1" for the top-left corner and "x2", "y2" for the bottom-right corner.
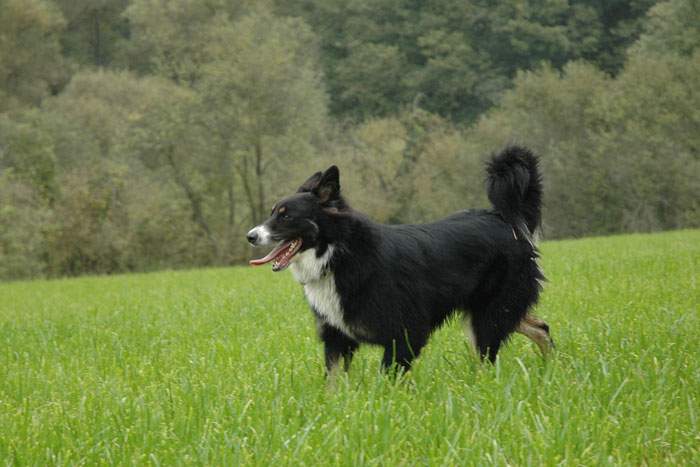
[
  {"x1": 319, "y1": 323, "x2": 359, "y2": 378},
  {"x1": 381, "y1": 331, "x2": 427, "y2": 375}
]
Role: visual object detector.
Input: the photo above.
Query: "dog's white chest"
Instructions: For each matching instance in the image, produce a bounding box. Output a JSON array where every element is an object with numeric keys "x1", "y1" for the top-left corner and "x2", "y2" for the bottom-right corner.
[
  {"x1": 290, "y1": 246, "x2": 354, "y2": 338},
  {"x1": 304, "y1": 273, "x2": 353, "y2": 336}
]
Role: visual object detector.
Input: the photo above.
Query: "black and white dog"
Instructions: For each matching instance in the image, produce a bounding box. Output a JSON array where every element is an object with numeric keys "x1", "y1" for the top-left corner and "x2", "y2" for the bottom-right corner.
[{"x1": 247, "y1": 146, "x2": 554, "y2": 375}]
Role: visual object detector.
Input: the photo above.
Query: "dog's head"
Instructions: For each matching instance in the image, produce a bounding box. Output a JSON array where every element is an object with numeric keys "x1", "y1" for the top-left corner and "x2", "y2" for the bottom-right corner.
[{"x1": 246, "y1": 166, "x2": 344, "y2": 271}]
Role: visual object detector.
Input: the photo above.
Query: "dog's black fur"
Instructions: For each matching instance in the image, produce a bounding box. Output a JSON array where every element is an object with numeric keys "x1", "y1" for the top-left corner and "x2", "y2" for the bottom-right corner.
[{"x1": 248, "y1": 146, "x2": 552, "y2": 374}]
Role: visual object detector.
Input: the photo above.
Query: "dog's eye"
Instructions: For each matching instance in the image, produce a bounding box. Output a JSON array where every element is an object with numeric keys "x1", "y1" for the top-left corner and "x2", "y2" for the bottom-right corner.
[{"x1": 281, "y1": 214, "x2": 291, "y2": 221}]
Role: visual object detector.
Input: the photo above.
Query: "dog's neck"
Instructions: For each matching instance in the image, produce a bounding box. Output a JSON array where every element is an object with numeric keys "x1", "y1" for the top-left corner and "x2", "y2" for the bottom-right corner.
[{"x1": 290, "y1": 245, "x2": 335, "y2": 285}]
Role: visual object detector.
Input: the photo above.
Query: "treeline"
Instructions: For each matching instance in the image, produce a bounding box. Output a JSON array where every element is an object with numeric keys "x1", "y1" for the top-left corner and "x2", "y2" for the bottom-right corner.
[{"x1": 0, "y1": 0, "x2": 698, "y2": 280}]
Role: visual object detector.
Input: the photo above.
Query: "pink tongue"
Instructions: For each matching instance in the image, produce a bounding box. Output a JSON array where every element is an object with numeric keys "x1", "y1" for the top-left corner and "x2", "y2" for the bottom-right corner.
[{"x1": 249, "y1": 241, "x2": 292, "y2": 266}]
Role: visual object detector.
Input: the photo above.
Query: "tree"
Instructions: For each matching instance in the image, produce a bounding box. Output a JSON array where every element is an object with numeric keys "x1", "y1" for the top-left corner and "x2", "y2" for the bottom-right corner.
[
  {"x1": 334, "y1": 43, "x2": 408, "y2": 120},
  {"x1": 277, "y1": 0, "x2": 656, "y2": 122},
  {"x1": 43, "y1": 70, "x2": 158, "y2": 163},
  {"x1": 124, "y1": 6, "x2": 328, "y2": 262},
  {"x1": 7, "y1": 70, "x2": 220, "y2": 276},
  {"x1": 467, "y1": 62, "x2": 625, "y2": 237},
  {"x1": 124, "y1": 0, "x2": 270, "y2": 80},
  {"x1": 467, "y1": 52, "x2": 700, "y2": 238},
  {"x1": 632, "y1": 0, "x2": 700, "y2": 57},
  {"x1": 0, "y1": 174, "x2": 51, "y2": 279},
  {"x1": 570, "y1": 0, "x2": 657, "y2": 72},
  {"x1": 0, "y1": 112, "x2": 58, "y2": 201},
  {"x1": 328, "y1": 108, "x2": 483, "y2": 225},
  {"x1": 53, "y1": 0, "x2": 131, "y2": 67},
  {"x1": 196, "y1": 10, "x2": 327, "y2": 225},
  {"x1": 0, "y1": 0, "x2": 67, "y2": 111},
  {"x1": 595, "y1": 50, "x2": 700, "y2": 231},
  {"x1": 127, "y1": 81, "x2": 225, "y2": 259}
]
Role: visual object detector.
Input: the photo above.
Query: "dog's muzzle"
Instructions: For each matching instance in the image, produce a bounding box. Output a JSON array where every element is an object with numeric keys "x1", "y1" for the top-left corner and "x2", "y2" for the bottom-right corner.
[{"x1": 246, "y1": 225, "x2": 271, "y2": 246}]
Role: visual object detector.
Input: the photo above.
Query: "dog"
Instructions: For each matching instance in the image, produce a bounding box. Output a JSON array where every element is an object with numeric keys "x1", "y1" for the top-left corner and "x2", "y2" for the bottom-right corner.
[{"x1": 247, "y1": 146, "x2": 554, "y2": 375}]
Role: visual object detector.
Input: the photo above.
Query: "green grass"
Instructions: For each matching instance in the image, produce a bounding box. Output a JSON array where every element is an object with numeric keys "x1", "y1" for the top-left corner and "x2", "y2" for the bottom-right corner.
[{"x1": 1, "y1": 230, "x2": 698, "y2": 465}]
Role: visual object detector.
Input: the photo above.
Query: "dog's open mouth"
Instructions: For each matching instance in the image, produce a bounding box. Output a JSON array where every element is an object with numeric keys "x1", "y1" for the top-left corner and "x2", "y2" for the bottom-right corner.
[{"x1": 249, "y1": 238, "x2": 302, "y2": 271}]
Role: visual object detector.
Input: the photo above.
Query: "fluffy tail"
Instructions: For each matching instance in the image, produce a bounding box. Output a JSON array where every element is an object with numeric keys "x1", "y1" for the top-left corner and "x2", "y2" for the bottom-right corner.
[{"x1": 486, "y1": 146, "x2": 543, "y2": 238}]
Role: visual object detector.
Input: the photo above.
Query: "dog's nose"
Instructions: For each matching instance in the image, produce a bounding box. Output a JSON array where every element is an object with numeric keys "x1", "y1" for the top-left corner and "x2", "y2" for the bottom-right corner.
[{"x1": 246, "y1": 230, "x2": 259, "y2": 245}]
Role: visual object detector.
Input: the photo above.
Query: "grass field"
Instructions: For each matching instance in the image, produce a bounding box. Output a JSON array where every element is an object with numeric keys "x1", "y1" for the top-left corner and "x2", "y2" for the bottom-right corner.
[{"x1": 1, "y1": 230, "x2": 698, "y2": 465}]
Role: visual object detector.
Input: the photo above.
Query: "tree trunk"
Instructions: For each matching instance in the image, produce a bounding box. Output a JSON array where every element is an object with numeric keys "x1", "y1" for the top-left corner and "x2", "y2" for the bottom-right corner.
[
  {"x1": 93, "y1": 9, "x2": 102, "y2": 66},
  {"x1": 225, "y1": 179, "x2": 237, "y2": 262},
  {"x1": 227, "y1": 182, "x2": 236, "y2": 230},
  {"x1": 238, "y1": 155, "x2": 258, "y2": 224},
  {"x1": 165, "y1": 147, "x2": 220, "y2": 259},
  {"x1": 389, "y1": 114, "x2": 423, "y2": 222},
  {"x1": 254, "y1": 139, "x2": 265, "y2": 225}
]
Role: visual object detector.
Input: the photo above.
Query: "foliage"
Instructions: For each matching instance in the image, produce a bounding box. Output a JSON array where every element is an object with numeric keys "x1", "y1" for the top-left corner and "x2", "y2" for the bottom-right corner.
[
  {"x1": 278, "y1": 0, "x2": 657, "y2": 121},
  {"x1": 632, "y1": 0, "x2": 700, "y2": 56},
  {"x1": 0, "y1": 0, "x2": 67, "y2": 112},
  {"x1": 123, "y1": 0, "x2": 271, "y2": 80},
  {"x1": 0, "y1": 112, "x2": 58, "y2": 200},
  {"x1": 334, "y1": 109, "x2": 484, "y2": 224},
  {"x1": 467, "y1": 49, "x2": 700, "y2": 237},
  {"x1": 53, "y1": 0, "x2": 131, "y2": 67},
  {"x1": 196, "y1": 9, "x2": 327, "y2": 225},
  {"x1": 0, "y1": 174, "x2": 51, "y2": 279},
  {"x1": 0, "y1": 0, "x2": 698, "y2": 279}
]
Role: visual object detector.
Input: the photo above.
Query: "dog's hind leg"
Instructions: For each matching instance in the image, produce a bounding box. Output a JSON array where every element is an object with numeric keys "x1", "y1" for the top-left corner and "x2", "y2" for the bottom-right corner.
[
  {"x1": 469, "y1": 255, "x2": 544, "y2": 362},
  {"x1": 319, "y1": 323, "x2": 359, "y2": 377},
  {"x1": 516, "y1": 314, "x2": 555, "y2": 356},
  {"x1": 471, "y1": 304, "x2": 525, "y2": 363}
]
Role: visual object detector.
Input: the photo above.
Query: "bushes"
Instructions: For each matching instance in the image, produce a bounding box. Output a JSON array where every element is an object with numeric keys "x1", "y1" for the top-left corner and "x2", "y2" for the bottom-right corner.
[{"x1": 0, "y1": 175, "x2": 51, "y2": 280}]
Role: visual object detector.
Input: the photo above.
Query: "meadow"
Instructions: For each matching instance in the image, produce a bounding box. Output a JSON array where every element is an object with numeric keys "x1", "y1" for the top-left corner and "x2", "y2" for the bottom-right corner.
[{"x1": 0, "y1": 230, "x2": 698, "y2": 465}]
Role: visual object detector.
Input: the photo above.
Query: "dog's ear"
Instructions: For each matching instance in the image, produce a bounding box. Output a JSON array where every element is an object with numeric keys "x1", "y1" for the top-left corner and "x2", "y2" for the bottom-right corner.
[
  {"x1": 315, "y1": 166, "x2": 340, "y2": 204},
  {"x1": 297, "y1": 171, "x2": 323, "y2": 193}
]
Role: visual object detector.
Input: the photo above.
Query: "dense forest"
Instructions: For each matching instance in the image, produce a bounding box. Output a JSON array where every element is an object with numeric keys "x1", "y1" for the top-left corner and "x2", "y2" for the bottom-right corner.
[{"x1": 0, "y1": 0, "x2": 698, "y2": 280}]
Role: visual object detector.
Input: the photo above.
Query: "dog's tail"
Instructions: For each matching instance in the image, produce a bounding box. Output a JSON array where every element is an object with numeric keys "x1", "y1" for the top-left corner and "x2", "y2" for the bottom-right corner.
[{"x1": 486, "y1": 146, "x2": 543, "y2": 239}]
